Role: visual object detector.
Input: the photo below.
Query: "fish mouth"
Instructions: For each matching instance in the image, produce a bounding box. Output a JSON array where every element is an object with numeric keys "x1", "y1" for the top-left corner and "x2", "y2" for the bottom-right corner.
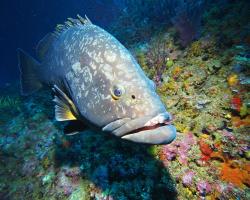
[
  {"x1": 125, "y1": 122, "x2": 168, "y2": 135},
  {"x1": 102, "y1": 112, "x2": 176, "y2": 144}
]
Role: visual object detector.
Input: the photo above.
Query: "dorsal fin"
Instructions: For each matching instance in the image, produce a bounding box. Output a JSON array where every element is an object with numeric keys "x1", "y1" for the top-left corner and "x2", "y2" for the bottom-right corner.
[
  {"x1": 36, "y1": 33, "x2": 56, "y2": 61},
  {"x1": 53, "y1": 15, "x2": 92, "y2": 36}
]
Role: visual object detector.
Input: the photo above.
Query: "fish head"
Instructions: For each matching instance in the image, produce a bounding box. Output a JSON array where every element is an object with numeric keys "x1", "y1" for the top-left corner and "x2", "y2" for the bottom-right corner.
[
  {"x1": 97, "y1": 51, "x2": 176, "y2": 145},
  {"x1": 65, "y1": 26, "x2": 176, "y2": 144}
]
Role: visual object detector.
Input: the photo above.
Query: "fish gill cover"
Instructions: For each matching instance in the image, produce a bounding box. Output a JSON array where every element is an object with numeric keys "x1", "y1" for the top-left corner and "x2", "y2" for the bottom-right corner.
[{"x1": 0, "y1": 0, "x2": 250, "y2": 200}]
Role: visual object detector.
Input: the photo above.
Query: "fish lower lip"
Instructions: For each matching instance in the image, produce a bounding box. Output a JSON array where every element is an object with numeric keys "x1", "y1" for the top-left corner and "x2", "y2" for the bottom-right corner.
[{"x1": 122, "y1": 125, "x2": 176, "y2": 144}]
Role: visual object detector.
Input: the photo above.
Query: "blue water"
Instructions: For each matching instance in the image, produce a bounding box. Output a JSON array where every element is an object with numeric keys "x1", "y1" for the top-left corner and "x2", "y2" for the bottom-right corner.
[{"x1": 0, "y1": 0, "x2": 121, "y2": 86}]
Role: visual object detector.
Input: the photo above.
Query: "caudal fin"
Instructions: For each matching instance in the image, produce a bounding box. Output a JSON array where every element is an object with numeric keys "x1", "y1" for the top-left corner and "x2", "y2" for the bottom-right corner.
[{"x1": 17, "y1": 49, "x2": 42, "y2": 95}]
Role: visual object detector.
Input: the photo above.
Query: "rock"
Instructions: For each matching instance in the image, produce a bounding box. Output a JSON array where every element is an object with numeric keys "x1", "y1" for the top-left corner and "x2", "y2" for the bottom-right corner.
[{"x1": 202, "y1": 54, "x2": 209, "y2": 61}]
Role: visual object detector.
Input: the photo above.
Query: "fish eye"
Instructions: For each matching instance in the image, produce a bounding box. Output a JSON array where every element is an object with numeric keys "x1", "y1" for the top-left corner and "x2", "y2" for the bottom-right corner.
[
  {"x1": 111, "y1": 85, "x2": 124, "y2": 100},
  {"x1": 131, "y1": 95, "x2": 136, "y2": 99},
  {"x1": 114, "y1": 88, "x2": 122, "y2": 97}
]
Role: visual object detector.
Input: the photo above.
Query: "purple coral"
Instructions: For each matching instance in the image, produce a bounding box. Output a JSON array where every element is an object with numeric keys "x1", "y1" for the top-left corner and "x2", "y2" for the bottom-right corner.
[
  {"x1": 64, "y1": 166, "x2": 81, "y2": 177},
  {"x1": 64, "y1": 166, "x2": 81, "y2": 185},
  {"x1": 221, "y1": 129, "x2": 235, "y2": 140},
  {"x1": 161, "y1": 133, "x2": 196, "y2": 165},
  {"x1": 182, "y1": 171, "x2": 195, "y2": 187},
  {"x1": 55, "y1": 166, "x2": 82, "y2": 196},
  {"x1": 196, "y1": 180, "x2": 212, "y2": 195},
  {"x1": 171, "y1": 0, "x2": 205, "y2": 46},
  {"x1": 162, "y1": 145, "x2": 176, "y2": 162},
  {"x1": 56, "y1": 172, "x2": 74, "y2": 196}
]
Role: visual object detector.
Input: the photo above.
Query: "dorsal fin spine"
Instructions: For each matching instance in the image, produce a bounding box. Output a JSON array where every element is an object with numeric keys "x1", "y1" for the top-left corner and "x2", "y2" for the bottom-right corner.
[{"x1": 53, "y1": 15, "x2": 92, "y2": 36}]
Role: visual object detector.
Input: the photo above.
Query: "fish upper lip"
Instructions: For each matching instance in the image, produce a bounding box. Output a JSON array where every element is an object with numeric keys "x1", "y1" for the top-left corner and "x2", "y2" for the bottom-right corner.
[
  {"x1": 121, "y1": 125, "x2": 176, "y2": 144},
  {"x1": 102, "y1": 112, "x2": 173, "y2": 137},
  {"x1": 125, "y1": 122, "x2": 167, "y2": 136},
  {"x1": 122, "y1": 112, "x2": 173, "y2": 136},
  {"x1": 144, "y1": 112, "x2": 173, "y2": 126}
]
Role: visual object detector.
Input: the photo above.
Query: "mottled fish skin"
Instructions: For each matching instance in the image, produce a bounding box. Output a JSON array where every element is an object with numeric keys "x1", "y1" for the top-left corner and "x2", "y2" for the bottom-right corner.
[{"x1": 35, "y1": 18, "x2": 176, "y2": 144}]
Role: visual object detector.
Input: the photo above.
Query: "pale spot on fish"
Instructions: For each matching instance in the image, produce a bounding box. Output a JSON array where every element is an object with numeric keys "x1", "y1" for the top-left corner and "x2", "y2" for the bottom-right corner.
[
  {"x1": 91, "y1": 62, "x2": 97, "y2": 70},
  {"x1": 125, "y1": 73, "x2": 132, "y2": 79},
  {"x1": 118, "y1": 71, "x2": 124, "y2": 76},
  {"x1": 72, "y1": 62, "x2": 82, "y2": 73},
  {"x1": 82, "y1": 66, "x2": 93, "y2": 83},
  {"x1": 102, "y1": 70, "x2": 114, "y2": 81},
  {"x1": 103, "y1": 64, "x2": 112, "y2": 73},
  {"x1": 66, "y1": 71, "x2": 74, "y2": 80},
  {"x1": 84, "y1": 91, "x2": 89, "y2": 97},
  {"x1": 92, "y1": 39, "x2": 98, "y2": 46},
  {"x1": 116, "y1": 63, "x2": 126, "y2": 70},
  {"x1": 77, "y1": 92, "x2": 82, "y2": 99},
  {"x1": 132, "y1": 113, "x2": 137, "y2": 118},
  {"x1": 81, "y1": 83, "x2": 85, "y2": 90},
  {"x1": 104, "y1": 50, "x2": 117, "y2": 63}
]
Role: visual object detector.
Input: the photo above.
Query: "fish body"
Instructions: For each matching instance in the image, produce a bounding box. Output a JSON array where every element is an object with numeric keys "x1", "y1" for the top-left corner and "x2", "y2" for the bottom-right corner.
[{"x1": 18, "y1": 16, "x2": 176, "y2": 144}]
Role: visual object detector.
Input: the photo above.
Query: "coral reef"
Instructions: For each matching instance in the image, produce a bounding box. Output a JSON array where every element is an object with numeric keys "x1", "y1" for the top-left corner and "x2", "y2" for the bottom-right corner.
[
  {"x1": 0, "y1": 89, "x2": 177, "y2": 199},
  {"x1": 203, "y1": 0, "x2": 250, "y2": 48},
  {"x1": 109, "y1": 0, "x2": 205, "y2": 46},
  {"x1": 129, "y1": 1, "x2": 250, "y2": 198}
]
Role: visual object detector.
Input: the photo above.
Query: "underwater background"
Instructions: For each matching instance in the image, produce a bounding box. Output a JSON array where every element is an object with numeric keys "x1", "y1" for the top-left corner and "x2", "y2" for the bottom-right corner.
[{"x1": 0, "y1": 0, "x2": 249, "y2": 199}]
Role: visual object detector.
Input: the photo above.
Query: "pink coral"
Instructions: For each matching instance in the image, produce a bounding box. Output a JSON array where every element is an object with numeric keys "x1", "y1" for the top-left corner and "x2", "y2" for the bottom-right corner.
[
  {"x1": 221, "y1": 129, "x2": 235, "y2": 141},
  {"x1": 56, "y1": 166, "x2": 82, "y2": 196},
  {"x1": 196, "y1": 180, "x2": 212, "y2": 195},
  {"x1": 161, "y1": 133, "x2": 196, "y2": 165},
  {"x1": 64, "y1": 166, "x2": 81, "y2": 177},
  {"x1": 64, "y1": 166, "x2": 81, "y2": 185},
  {"x1": 56, "y1": 172, "x2": 74, "y2": 196},
  {"x1": 182, "y1": 171, "x2": 195, "y2": 187}
]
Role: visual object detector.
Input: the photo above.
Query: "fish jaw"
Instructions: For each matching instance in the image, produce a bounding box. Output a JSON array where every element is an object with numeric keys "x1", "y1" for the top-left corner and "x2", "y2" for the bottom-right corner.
[{"x1": 102, "y1": 112, "x2": 176, "y2": 144}]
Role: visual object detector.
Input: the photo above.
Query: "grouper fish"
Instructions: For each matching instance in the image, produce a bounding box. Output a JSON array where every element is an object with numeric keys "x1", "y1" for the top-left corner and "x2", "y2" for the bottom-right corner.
[{"x1": 17, "y1": 15, "x2": 176, "y2": 144}]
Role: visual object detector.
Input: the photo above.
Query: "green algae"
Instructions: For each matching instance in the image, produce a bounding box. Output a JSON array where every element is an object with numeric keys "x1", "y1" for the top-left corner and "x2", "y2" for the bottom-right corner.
[
  {"x1": 69, "y1": 181, "x2": 89, "y2": 200},
  {"x1": 42, "y1": 172, "x2": 56, "y2": 185}
]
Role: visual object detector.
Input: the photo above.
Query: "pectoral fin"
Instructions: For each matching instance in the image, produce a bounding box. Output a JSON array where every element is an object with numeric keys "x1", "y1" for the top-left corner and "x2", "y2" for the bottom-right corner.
[
  {"x1": 52, "y1": 84, "x2": 79, "y2": 121},
  {"x1": 64, "y1": 120, "x2": 88, "y2": 135}
]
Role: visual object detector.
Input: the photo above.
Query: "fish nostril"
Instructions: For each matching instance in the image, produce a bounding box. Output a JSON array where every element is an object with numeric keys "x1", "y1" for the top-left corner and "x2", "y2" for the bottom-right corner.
[{"x1": 131, "y1": 95, "x2": 136, "y2": 99}]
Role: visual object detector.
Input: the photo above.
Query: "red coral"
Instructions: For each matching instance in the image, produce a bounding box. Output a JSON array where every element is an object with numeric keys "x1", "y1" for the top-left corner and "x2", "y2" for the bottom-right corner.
[
  {"x1": 231, "y1": 96, "x2": 242, "y2": 112},
  {"x1": 231, "y1": 116, "x2": 250, "y2": 127},
  {"x1": 211, "y1": 151, "x2": 250, "y2": 188},
  {"x1": 220, "y1": 162, "x2": 250, "y2": 188},
  {"x1": 199, "y1": 140, "x2": 213, "y2": 161}
]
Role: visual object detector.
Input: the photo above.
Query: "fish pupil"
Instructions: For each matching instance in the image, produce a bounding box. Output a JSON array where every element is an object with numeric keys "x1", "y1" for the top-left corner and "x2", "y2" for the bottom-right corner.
[
  {"x1": 131, "y1": 95, "x2": 136, "y2": 99},
  {"x1": 114, "y1": 88, "x2": 122, "y2": 97}
]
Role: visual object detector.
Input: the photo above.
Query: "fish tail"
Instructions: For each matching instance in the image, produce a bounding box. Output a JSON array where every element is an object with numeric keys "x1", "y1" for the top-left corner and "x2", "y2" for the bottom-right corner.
[{"x1": 17, "y1": 48, "x2": 42, "y2": 95}]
